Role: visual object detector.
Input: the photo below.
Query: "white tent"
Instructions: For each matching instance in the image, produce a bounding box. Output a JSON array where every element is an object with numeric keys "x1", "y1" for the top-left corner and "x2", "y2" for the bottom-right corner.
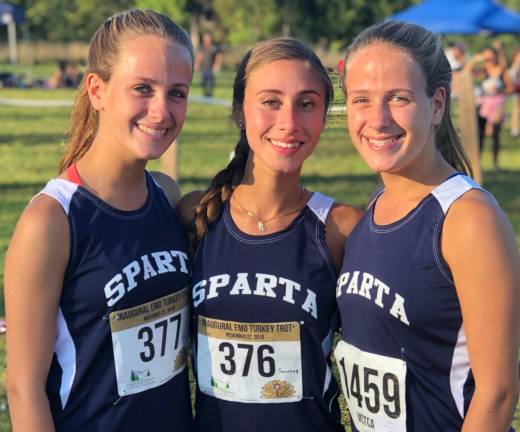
[{"x1": 0, "y1": 3, "x2": 25, "y2": 64}]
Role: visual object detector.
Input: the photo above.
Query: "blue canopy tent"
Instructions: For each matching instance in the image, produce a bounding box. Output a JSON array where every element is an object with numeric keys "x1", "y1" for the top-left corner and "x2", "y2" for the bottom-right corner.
[
  {"x1": 388, "y1": 0, "x2": 520, "y2": 34},
  {"x1": 0, "y1": 2, "x2": 25, "y2": 64}
]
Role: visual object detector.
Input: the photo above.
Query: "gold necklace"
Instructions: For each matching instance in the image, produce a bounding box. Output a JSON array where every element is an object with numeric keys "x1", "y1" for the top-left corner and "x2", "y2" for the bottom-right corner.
[{"x1": 232, "y1": 188, "x2": 305, "y2": 232}]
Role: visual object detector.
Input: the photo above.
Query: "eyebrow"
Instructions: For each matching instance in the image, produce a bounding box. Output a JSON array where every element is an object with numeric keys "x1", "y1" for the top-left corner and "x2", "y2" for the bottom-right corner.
[
  {"x1": 348, "y1": 88, "x2": 414, "y2": 95},
  {"x1": 255, "y1": 89, "x2": 322, "y2": 96}
]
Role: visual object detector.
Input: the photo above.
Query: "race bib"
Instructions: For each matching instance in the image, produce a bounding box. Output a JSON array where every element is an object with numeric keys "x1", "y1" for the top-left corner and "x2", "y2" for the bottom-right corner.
[
  {"x1": 334, "y1": 340, "x2": 407, "y2": 432},
  {"x1": 109, "y1": 288, "x2": 189, "y2": 396},
  {"x1": 197, "y1": 316, "x2": 302, "y2": 403}
]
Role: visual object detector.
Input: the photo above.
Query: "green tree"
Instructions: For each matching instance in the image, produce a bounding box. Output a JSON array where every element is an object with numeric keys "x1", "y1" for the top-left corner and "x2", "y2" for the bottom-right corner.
[
  {"x1": 22, "y1": 0, "x2": 134, "y2": 41},
  {"x1": 212, "y1": 0, "x2": 280, "y2": 44},
  {"x1": 135, "y1": 0, "x2": 189, "y2": 27}
]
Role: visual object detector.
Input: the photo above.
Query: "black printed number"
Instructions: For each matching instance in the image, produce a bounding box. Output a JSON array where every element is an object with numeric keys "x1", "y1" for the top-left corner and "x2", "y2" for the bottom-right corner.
[
  {"x1": 338, "y1": 359, "x2": 401, "y2": 418},
  {"x1": 219, "y1": 343, "x2": 275, "y2": 377},
  {"x1": 138, "y1": 315, "x2": 182, "y2": 362}
]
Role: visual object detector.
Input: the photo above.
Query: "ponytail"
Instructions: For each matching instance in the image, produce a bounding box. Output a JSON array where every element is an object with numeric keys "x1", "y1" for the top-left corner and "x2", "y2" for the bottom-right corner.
[{"x1": 58, "y1": 80, "x2": 98, "y2": 173}]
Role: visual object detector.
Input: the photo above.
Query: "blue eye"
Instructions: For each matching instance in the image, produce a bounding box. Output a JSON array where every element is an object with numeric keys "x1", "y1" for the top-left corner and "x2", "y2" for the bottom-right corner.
[{"x1": 134, "y1": 85, "x2": 151, "y2": 95}]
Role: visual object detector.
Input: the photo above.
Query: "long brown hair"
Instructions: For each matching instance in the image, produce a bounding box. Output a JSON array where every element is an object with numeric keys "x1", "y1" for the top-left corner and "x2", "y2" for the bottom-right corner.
[
  {"x1": 58, "y1": 9, "x2": 193, "y2": 173},
  {"x1": 191, "y1": 37, "x2": 333, "y2": 248},
  {"x1": 340, "y1": 20, "x2": 473, "y2": 177}
]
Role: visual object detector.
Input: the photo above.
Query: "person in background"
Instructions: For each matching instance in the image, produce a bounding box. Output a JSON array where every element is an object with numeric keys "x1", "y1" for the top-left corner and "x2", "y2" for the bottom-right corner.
[
  {"x1": 5, "y1": 9, "x2": 194, "y2": 432},
  {"x1": 507, "y1": 47, "x2": 520, "y2": 137},
  {"x1": 195, "y1": 32, "x2": 222, "y2": 98},
  {"x1": 465, "y1": 42, "x2": 511, "y2": 172},
  {"x1": 336, "y1": 20, "x2": 519, "y2": 432},
  {"x1": 178, "y1": 37, "x2": 362, "y2": 432}
]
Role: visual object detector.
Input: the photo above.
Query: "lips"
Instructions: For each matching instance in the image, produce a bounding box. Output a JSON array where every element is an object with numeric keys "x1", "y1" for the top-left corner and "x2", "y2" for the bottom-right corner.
[{"x1": 136, "y1": 123, "x2": 169, "y2": 137}]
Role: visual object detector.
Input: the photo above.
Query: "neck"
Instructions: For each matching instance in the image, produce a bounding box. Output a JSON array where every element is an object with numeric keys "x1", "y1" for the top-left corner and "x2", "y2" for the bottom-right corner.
[
  {"x1": 74, "y1": 139, "x2": 148, "y2": 210},
  {"x1": 380, "y1": 152, "x2": 456, "y2": 201},
  {"x1": 234, "y1": 159, "x2": 304, "y2": 218}
]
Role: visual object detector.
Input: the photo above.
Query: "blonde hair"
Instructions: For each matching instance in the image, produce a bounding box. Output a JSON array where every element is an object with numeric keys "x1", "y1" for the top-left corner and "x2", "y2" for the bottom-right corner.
[
  {"x1": 59, "y1": 9, "x2": 193, "y2": 173},
  {"x1": 191, "y1": 38, "x2": 333, "y2": 249}
]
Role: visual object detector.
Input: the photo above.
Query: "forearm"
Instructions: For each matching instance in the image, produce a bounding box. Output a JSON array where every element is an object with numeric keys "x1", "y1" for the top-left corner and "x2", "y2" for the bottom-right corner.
[
  {"x1": 461, "y1": 386, "x2": 519, "y2": 432},
  {"x1": 8, "y1": 385, "x2": 55, "y2": 432}
]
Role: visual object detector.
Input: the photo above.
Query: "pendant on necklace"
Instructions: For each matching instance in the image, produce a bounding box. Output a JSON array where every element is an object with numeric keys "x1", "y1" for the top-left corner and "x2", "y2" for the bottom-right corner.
[{"x1": 258, "y1": 221, "x2": 266, "y2": 232}]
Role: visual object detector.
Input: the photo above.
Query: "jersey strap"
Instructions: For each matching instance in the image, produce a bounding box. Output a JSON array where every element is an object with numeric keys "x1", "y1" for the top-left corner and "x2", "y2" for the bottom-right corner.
[
  {"x1": 66, "y1": 163, "x2": 83, "y2": 186},
  {"x1": 431, "y1": 174, "x2": 483, "y2": 214},
  {"x1": 306, "y1": 192, "x2": 334, "y2": 224}
]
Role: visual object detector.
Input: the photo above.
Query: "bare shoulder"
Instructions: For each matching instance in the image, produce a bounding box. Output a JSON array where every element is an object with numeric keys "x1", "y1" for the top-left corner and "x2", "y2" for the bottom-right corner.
[
  {"x1": 151, "y1": 171, "x2": 181, "y2": 208},
  {"x1": 177, "y1": 190, "x2": 205, "y2": 226},
  {"x1": 443, "y1": 188, "x2": 518, "y2": 264},
  {"x1": 325, "y1": 203, "x2": 363, "y2": 272},
  {"x1": 327, "y1": 203, "x2": 364, "y2": 238},
  {"x1": 17, "y1": 194, "x2": 69, "y2": 238},
  {"x1": 5, "y1": 193, "x2": 69, "y2": 294},
  {"x1": 444, "y1": 189, "x2": 513, "y2": 239}
]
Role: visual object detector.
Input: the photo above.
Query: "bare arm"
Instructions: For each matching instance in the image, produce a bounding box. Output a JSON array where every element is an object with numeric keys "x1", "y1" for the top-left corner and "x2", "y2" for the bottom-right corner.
[
  {"x1": 151, "y1": 171, "x2": 181, "y2": 208},
  {"x1": 325, "y1": 203, "x2": 363, "y2": 273},
  {"x1": 443, "y1": 190, "x2": 520, "y2": 432},
  {"x1": 5, "y1": 196, "x2": 70, "y2": 432},
  {"x1": 176, "y1": 190, "x2": 204, "y2": 227}
]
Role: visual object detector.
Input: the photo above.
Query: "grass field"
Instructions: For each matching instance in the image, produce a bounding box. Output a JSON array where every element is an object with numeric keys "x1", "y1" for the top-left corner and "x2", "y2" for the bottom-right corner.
[{"x1": 0, "y1": 77, "x2": 519, "y2": 430}]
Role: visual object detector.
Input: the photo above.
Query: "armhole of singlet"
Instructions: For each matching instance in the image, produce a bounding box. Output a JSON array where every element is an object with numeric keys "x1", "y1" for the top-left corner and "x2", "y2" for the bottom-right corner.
[
  {"x1": 306, "y1": 192, "x2": 337, "y2": 278},
  {"x1": 306, "y1": 192, "x2": 334, "y2": 224},
  {"x1": 431, "y1": 174, "x2": 486, "y2": 284},
  {"x1": 66, "y1": 163, "x2": 83, "y2": 186}
]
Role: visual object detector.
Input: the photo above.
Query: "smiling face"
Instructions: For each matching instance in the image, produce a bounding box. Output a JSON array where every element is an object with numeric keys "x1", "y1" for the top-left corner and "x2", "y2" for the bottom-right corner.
[
  {"x1": 344, "y1": 43, "x2": 445, "y2": 176},
  {"x1": 89, "y1": 34, "x2": 193, "y2": 162},
  {"x1": 242, "y1": 59, "x2": 326, "y2": 175}
]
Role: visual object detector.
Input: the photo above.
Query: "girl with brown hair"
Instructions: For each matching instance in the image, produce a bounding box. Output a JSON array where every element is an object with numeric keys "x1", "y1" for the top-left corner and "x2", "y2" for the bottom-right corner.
[{"x1": 178, "y1": 37, "x2": 362, "y2": 431}]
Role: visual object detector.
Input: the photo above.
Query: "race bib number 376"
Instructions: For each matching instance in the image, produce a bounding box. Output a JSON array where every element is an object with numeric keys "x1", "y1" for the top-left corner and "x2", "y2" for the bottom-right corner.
[
  {"x1": 197, "y1": 316, "x2": 302, "y2": 404},
  {"x1": 110, "y1": 288, "x2": 189, "y2": 397},
  {"x1": 334, "y1": 340, "x2": 407, "y2": 432}
]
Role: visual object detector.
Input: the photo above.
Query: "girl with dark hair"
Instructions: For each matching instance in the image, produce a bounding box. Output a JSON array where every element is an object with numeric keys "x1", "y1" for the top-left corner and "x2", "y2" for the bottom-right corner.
[
  {"x1": 178, "y1": 37, "x2": 362, "y2": 431},
  {"x1": 335, "y1": 20, "x2": 520, "y2": 432},
  {"x1": 5, "y1": 10, "x2": 194, "y2": 431}
]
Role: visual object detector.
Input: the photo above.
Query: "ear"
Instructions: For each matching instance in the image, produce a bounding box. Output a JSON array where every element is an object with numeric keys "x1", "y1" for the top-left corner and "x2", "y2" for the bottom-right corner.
[
  {"x1": 86, "y1": 73, "x2": 106, "y2": 111},
  {"x1": 431, "y1": 86, "x2": 446, "y2": 126}
]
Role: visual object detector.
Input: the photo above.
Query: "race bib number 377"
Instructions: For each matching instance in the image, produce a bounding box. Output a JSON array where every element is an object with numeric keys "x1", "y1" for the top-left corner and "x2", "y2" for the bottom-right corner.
[
  {"x1": 334, "y1": 340, "x2": 407, "y2": 432},
  {"x1": 197, "y1": 316, "x2": 303, "y2": 404},
  {"x1": 110, "y1": 288, "x2": 189, "y2": 397}
]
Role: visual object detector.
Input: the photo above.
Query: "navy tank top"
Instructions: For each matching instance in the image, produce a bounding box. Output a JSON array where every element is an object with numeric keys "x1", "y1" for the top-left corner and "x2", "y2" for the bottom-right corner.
[
  {"x1": 335, "y1": 174, "x2": 507, "y2": 431},
  {"x1": 40, "y1": 172, "x2": 192, "y2": 431},
  {"x1": 191, "y1": 192, "x2": 344, "y2": 432}
]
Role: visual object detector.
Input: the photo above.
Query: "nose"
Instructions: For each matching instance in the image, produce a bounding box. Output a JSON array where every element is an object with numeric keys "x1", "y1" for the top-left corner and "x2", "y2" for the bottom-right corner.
[
  {"x1": 277, "y1": 103, "x2": 300, "y2": 133},
  {"x1": 368, "y1": 101, "x2": 392, "y2": 130},
  {"x1": 148, "y1": 94, "x2": 170, "y2": 123}
]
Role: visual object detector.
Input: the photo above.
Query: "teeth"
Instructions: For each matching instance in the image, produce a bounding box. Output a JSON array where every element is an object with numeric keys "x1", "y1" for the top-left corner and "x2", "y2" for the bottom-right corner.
[
  {"x1": 270, "y1": 139, "x2": 301, "y2": 149},
  {"x1": 366, "y1": 135, "x2": 401, "y2": 147},
  {"x1": 137, "y1": 124, "x2": 167, "y2": 137}
]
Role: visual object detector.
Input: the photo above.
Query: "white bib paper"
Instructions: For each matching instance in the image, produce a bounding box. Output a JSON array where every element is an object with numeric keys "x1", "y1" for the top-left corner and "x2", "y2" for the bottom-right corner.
[
  {"x1": 197, "y1": 316, "x2": 302, "y2": 403},
  {"x1": 110, "y1": 288, "x2": 189, "y2": 396},
  {"x1": 334, "y1": 340, "x2": 407, "y2": 432}
]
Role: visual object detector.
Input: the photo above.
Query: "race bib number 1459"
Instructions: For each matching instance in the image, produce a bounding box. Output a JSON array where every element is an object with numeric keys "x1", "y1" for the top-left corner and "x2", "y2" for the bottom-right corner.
[{"x1": 334, "y1": 340, "x2": 407, "y2": 432}]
